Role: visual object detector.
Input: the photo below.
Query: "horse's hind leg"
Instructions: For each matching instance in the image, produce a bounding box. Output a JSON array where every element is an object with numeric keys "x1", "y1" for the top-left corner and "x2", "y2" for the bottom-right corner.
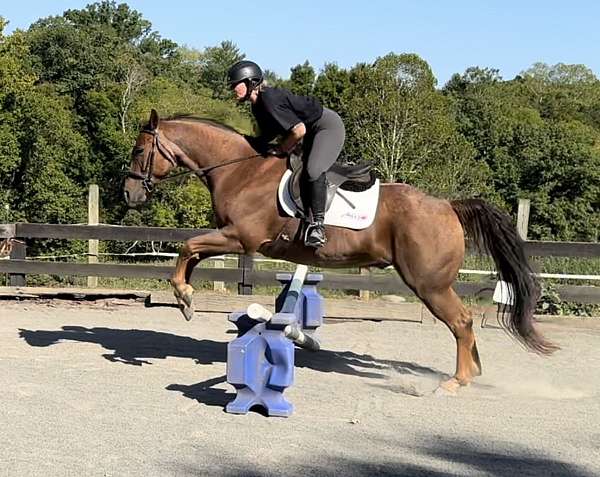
[
  {"x1": 170, "y1": 228, "x2": 243, "y2": 321},
  {"x1": 419, "y1": 287, "x2": 482, "y2": 394}
]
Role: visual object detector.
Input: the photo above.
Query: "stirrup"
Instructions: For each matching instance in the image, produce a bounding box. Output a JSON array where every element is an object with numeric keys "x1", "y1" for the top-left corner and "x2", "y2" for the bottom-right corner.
[{"x1": 304, "y1": 222, "x2": 327, "y2": 248}]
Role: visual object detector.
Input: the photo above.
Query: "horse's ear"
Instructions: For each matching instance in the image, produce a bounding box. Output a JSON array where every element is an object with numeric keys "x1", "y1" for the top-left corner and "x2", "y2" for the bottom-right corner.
[{"x1": 149, "y1": 109, "x2": 159, "y2": 130}]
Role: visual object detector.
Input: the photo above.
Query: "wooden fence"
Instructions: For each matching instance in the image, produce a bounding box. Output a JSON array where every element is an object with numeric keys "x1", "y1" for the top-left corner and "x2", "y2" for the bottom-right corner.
[{"x1": 1, "y1": 223, "x2": 599, "y2": 303}]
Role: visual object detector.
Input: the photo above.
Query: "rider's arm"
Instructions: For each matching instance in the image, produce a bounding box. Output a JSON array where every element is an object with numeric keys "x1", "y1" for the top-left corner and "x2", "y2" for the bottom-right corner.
[{"x1": 279, "y1": 122, "x2": 306, "y2": 153}]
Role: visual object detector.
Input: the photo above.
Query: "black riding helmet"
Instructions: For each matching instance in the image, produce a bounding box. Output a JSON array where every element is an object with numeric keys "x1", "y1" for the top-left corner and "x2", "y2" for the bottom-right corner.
[{"x1": 227, "y1": 60, "x2": 264, "y2": 89}]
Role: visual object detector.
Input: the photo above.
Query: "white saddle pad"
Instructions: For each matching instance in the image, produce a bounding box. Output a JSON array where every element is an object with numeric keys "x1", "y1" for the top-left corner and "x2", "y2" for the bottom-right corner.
[{"x1": 277, "y1": 170, "x2": 380, "y2": 230}]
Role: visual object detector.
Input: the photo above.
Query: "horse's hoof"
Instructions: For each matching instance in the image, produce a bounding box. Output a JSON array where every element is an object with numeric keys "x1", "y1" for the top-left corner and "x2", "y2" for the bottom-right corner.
[
  {"x1": 172, "y1": 285, "x2": 194, "y2": 321},
  {"x1": 173, "y1": 284, "x2": 194, "y2": 305},
  {"x1": 181, "y1": 292, "x2": 193, "y2": 308},
  {"x1": 181, "y1": 305, "x2": 194, "y2": 322},
  {"x1": 434, "y1": 378, "x2": 461, "y2": 396}
]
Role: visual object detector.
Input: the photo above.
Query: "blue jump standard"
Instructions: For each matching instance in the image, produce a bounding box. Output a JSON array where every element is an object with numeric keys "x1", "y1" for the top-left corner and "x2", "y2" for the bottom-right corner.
[{"x1": 226, "y1": 265, "x2": 323, "y2": 417}]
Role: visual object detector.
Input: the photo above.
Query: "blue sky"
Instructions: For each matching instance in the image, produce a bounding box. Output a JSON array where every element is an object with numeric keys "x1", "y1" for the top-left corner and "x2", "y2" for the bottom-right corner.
[{"x1": 3, "y1": 1, "x2": 600, "y2": 86}]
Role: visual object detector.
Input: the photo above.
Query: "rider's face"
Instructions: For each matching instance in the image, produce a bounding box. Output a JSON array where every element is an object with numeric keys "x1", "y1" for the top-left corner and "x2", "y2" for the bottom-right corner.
[{"x1": 232, "y1": 81, "x2": 248, "y2": 101}]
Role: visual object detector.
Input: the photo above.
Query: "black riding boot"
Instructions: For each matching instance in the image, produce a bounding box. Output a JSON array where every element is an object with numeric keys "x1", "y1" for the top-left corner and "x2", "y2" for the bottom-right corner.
[{"x1": 305, "y1": 173, "x2": 327, "y2": 248}]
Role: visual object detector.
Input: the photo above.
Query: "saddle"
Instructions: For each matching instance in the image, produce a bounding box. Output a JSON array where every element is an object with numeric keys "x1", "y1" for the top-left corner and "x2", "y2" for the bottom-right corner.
[{"x1": 287, "y1": 153, "x2": 376, "y2": 218}]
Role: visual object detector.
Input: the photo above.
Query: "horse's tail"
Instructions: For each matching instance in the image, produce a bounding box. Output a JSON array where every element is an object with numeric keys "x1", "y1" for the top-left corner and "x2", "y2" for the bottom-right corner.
[{"x1": 451, "y1": 198, "x2": 558, "y2": 355}]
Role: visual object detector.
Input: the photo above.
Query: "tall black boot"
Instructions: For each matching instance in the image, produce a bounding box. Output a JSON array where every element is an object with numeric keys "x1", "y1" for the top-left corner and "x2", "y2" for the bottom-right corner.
[{"x1": 305, "y1": 173, "x2": 327, "y2": 248}]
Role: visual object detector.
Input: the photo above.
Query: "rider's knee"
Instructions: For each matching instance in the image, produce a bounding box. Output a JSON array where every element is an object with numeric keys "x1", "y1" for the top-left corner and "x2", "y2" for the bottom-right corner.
[{"x1": 306, "y1": 165, "x2": 324, "y2": 182}]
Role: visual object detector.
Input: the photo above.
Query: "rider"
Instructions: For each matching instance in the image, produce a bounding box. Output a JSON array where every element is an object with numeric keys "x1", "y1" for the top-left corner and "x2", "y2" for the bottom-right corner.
[{"x1": 226, "y1": 60, "x2": 346, "y2": 248}]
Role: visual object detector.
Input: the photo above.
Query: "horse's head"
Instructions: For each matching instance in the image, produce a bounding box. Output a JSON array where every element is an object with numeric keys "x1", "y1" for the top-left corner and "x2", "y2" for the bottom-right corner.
[{"x1": 123, "y1": 109, "x2": 178, "y2": 207}]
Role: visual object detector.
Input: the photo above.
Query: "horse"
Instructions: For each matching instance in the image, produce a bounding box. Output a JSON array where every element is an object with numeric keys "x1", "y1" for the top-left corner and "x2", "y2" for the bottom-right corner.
[{"x1": 123, "y1": 109, "x2": 557, "y2": 394}]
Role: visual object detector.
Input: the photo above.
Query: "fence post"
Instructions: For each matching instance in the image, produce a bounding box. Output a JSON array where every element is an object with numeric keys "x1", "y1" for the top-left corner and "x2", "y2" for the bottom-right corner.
[
  {"x1": 9, "y1": 238, "x2": 26, "y2": 287},
  {"x1": 517, "y1": 198, "x2": 530, "y2": 241},
  {"x1": 237, "y1": 254, "x2": 254, "y2": 295},
  {"x1": 88, "y1": 184, "x2": 99, "y2": 288},
  {"x1": 359, "y1": 267, "x2": 370, "y2": 301},
  {"x1": 213, "y1": 256, "x2": 226, "y2": 292}
]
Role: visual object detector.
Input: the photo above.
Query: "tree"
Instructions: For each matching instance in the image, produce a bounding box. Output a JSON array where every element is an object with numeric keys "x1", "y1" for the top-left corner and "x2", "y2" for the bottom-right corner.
[
  {"x1": 198, "y1": 40, "x2": 245, "y2": 99},
  {"x1": 26, "y1": 16, "x2": 127, "y2": 97},
  {"x1": 445, "y1": 64, "x2": 600, "y2": 240},
  {"x1": 288, "y1": 61, "x2": 315, "y2": 96},
  {"x1": 343, "y1": 53, "x2": 491, "y2": 198},
  {"x1": 516, "y1": 62, "x2": 600, "y2": 126},
  {"x1": 0, "y1": 18, "x2": 37, "y2": 222},
  {"x1": 444, "y1": 66, "x2": 502, "y2": 93},
  {"x1": 63, "y1": 1, "x2": 152, "y2": 44},
  {"x1": 26, "y1": 1, "x2": 179, "y2": 99},
  {"x1": 119, "y1": 63, "x2": 147, "y2": 133},
  {"x1": 64, "y1": 0, "x2": 180, "y2": 78},
  {"x1": 313, "y1": 63, "x2": 350, "y2": 113},
  {"x1": 345, "y1": 54, "x2": 430, "y2": 181},
  {"x1": 13, "y1": 87, "x2": 90, "y2": 230},
  {"x1": 263, "y1": 69, "x2": 287, "y2": 88},
  {"x1": 3, "y1": 4, "x2": 597, "y2": 245},
  {"x1": 513, "y1": 120, "x2": 600, "y2": 240},
  {"x1": 0, "y1": 19, "x2": 36, "y2": 104}
]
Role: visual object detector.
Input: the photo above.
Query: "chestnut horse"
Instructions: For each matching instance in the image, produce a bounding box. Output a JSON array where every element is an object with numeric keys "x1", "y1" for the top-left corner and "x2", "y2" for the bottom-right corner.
[{"x1": 124, "y1": 110, "x2": 556, "y2": 394}]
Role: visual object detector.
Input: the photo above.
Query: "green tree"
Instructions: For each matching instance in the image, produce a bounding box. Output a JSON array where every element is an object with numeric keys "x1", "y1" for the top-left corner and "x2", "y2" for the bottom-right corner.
[
  {"x1": 0, "y1": 18, "x2": 37, "y2": 221},
  {"x1": 263, "y1": 69, "x2": 287, "y2": 88},
  {"x1": 288, "y1": 60, "x2": 315, "y2": 96},
  {"x1": 313, "y1": 63, "x2": 350, "y2": 113},
  {"x1": 63, "y1": 1, "x2": 151, "y2": 43},
  {"x1": 26, "y1": 16, "x2": 123, "y2": 97},
  {"x1": 4, "y1": 4, "x2": 597, "y2": 247},
  {"x1": 14, "y1": 88, "x2": 90, "y2": 227},
  {"x1": 198, "y1": 40, "x2": 245, "y2": 99},
  {"x1": 516, "y1": 62, "x2": 600, "y2": 127},
  {"x1": 514, "y1": 120, "x2": 600, "y2": 240},
  {"x1": 445, "y1": 64, "x2": 600, "y2": 240},
  {"x1": 343, "y1": 53, "x2": 492, "y2": 198},
  {"x1": 0, "y1": 19, "x2": 36, "y2": 104},
  {"x1": 26, "y1": 1, "x2": 178, "y2": 99}
]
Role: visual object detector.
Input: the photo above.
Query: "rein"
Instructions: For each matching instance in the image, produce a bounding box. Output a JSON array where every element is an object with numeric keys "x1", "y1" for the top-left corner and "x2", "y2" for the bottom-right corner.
[{"x1": 127, "y1": 128, "x2": 262, "y2": 192}]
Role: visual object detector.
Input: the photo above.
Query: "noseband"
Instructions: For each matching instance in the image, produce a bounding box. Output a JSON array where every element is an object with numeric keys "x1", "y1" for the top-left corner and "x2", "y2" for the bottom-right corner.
[{"x1": 127, "y1": 128, "x2": 177, "y2": 193}]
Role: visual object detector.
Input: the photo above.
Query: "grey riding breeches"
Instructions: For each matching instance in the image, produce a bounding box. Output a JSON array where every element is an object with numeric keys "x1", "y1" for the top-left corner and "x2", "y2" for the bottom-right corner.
[{"x1": 303, "y1": 108, "x2": 345, "y2": 182}]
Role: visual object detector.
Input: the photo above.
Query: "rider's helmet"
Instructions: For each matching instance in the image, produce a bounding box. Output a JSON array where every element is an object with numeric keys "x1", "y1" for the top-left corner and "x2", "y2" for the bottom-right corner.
[{"x1": 227, "y1": 60, "x2": 264, "y2": 89}]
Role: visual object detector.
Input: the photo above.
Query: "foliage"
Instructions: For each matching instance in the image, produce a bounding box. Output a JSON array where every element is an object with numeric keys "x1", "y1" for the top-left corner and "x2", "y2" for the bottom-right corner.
[
  {"x1": 536, "y1": 282, "x2": 600, "y2": 317},
  {"x1": 313, "y1": 63, "x2": 350, "y2": 112},
  {"x1": 198, "y1": 40, "x2": 245, "y2": 99},
  {"x1": 445, "y1": 65, "x2": 600, "y2": 240},
  {"x1": 0, "y1": 3, "x2": 597, "y2": 265},
  {"x1": 342, "y1": 53, "x2": 495, "y2": 199},
  {"x1": 288, "y1": 61, "x2": 316, "y2": 96}
]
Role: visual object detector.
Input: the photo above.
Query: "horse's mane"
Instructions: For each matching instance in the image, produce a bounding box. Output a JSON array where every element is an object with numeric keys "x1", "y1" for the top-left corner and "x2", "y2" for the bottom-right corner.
[{"x1": 159, "y1": 115, "x2": 244, "y2": 137}]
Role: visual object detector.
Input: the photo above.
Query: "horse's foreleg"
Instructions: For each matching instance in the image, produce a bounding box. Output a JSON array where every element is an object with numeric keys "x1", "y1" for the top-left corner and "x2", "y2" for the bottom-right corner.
[{"x1": 170, "y1": 228, "x2": 244, "y2": 321}]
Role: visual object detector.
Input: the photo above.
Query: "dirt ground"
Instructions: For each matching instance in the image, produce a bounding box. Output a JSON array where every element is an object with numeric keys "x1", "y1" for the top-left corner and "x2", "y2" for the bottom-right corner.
[{"x1": 1, "y1": 296, "x2": 599, "y2": 476}]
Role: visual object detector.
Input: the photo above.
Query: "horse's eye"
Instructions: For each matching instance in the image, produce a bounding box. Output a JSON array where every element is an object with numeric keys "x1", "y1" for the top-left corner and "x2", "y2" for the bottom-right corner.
[{"x1": 133, "y1": 147, "x2": 144, "y2": 156}]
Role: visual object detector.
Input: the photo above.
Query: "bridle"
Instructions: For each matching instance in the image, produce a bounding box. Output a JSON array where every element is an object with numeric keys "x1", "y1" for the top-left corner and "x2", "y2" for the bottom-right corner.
[
  {"x1": 127, "y1": 129, "x2": 178, "y2": 193},
  {"x1": 126, "y1": 128, "x2": 262, "y2": 193}
]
